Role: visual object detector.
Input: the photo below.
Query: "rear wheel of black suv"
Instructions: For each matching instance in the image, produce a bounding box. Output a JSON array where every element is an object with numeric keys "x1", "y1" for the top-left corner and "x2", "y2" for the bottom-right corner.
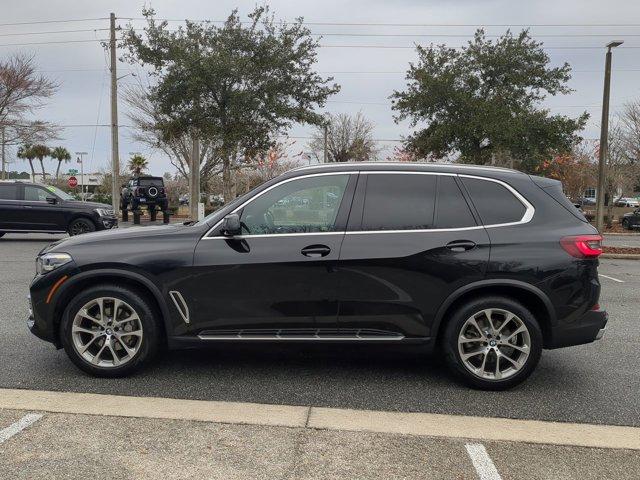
[
  {"x1": 60, "y1": 284, "x2": 160, "y2": 377},
  {"x1": 442, "y1": 296, "x2": 543, "y2": 390}
]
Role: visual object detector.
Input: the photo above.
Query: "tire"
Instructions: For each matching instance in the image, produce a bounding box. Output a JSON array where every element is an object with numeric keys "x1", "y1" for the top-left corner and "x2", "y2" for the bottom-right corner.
[
  {"x1": 68, "y1": 217, "x2": 96, "y2": 236},
  {"x1": 442, "y1": 296, "x2": 543, "y2": 390},
  {"x1": 60, "y1": 284, "x2": 160, "y2": 377},
  {"x1": 622, "y1": 219, "x2": 630, "y2": 230}
]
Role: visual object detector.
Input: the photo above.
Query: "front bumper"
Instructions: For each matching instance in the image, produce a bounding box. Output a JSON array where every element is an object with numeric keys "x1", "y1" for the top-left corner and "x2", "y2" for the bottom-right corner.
[
  {"x1": 99, "y1": 216, "x2": 118, "y2": 230},
  {"x1": 546, "y1": 308, "x2": 608, "y2": 349}
]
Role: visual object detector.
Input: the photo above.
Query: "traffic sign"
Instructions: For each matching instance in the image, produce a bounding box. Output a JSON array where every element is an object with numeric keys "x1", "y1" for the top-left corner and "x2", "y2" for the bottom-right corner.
[
  {"x1": 68, "y1": 176, "x2": 78, "y2": 188},
  {"x1": 68, "y1": 169, "x2": 78, "y2": 175}
]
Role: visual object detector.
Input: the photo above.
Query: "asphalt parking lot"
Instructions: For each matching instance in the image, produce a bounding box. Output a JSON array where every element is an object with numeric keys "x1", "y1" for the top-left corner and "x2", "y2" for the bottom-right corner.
[{"x1": 1, "y1": 231, "x2": 640, "y2": 478}]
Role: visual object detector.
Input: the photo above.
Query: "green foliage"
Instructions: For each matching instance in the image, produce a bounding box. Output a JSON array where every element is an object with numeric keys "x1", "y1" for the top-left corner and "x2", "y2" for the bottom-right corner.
[
  {"x1": 392, "y1": 29, "x2": 588, "y2": 171},
  {"x1": 128, "y1": 153, "x2": 149, "y2": 174},
  {"x1": 31, "y1": 144, "x2": 50, "y2": 160},
  {"x1": 50, "y1": 146, "x2": 71, "y2": 178},
  {"x1": 120, "y1": 6, "x2": 339, "y2": 160}
]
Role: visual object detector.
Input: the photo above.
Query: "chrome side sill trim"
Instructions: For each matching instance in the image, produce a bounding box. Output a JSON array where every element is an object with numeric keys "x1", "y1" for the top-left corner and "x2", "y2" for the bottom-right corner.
[
  {"x1": 169, "y1": 290, "x2": 190, "y2": 324},
  {"x1": 197, "y1": 334, "x2": 405, "y2": 341}
]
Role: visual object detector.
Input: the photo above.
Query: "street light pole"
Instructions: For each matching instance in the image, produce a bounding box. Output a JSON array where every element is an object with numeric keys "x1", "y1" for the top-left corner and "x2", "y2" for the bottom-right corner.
[
  {"x1": 75, "y1": 152, "x2": 88, "y2": 201},
  {"x1": 595, "y1": 40, "x2": 623, "y2": 232}
]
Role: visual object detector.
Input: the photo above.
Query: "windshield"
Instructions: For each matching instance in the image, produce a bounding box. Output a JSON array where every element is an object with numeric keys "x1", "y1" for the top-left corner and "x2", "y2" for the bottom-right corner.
[{"x1": 44, "y1": 185, "x2": 74, "y2": 201}]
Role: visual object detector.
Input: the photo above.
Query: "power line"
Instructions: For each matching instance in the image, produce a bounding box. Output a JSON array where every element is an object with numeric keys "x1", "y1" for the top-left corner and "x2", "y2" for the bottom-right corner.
[
  {"x1": 0, "y1": 39, "x2": 107, "y2": 47},
  {"x1": 319, "y1": 44, "x2": 640, "y2": 50},
  {"x1": 0, "y1": 18, "x2": 108, "y2": 27},
  {"x1": 0, "y1": 28, "x2": 108, "y2": 37},
  {"x1": 118, "y1": 17, "x2": 640, "y2": 28}
]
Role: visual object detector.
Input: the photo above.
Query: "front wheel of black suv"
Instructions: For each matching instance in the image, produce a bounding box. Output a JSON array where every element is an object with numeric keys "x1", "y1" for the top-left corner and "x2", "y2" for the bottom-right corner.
[
  {"x1": 622, "y1": 219, "x2": 631, "y2": 230},
  {"x1": 60, "y1": 284, "x2": 160, "y2": 377},
  {"x1": 442, "y1": 296, "x2": 543, "y2": 390},
  {"x1": 68, "y1": 217, "x2": 96, "y2": 236}
]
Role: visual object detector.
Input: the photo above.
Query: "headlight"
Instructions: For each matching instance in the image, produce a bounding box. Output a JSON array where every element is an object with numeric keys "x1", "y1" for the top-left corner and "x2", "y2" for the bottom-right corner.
[
  {"x1": 95, "y1": 208, "x2": 114, "y2": 217},
  {"x1": 36, "y1": 253, "x2": 72, "y2": 275}
]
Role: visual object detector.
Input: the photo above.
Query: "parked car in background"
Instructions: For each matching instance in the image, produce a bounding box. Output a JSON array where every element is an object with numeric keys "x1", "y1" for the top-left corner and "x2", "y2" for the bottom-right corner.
[
  {"x1": 622, "y1": 208, "x2": 640, "y2": 230},
  {"x1": 120, "y1": 176, "x2": 170, "y2": 223},
  {"x1": 0, "y1": 180, "x2": 117, "y2": 236},
  {"x1": 29, "y1": 163, "x2": 606, "y2": 390},
  {"x1": 615, "y1": 197, "x2": 640, "y2": 208}
]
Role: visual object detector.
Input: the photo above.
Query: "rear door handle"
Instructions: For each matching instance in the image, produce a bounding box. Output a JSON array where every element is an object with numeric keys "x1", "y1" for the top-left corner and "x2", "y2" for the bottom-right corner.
[
  {"x1": 301, "y1": 244, "x2": 331, "y2": 258},
  {"x1": 445, "y1": 240, "x2": 476, "y2": 252}
]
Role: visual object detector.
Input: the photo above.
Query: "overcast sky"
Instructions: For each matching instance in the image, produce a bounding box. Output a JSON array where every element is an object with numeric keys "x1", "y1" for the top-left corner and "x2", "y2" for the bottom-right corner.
[{"x1": 2, "y1": 0, "x2": 640, "y2": 175}]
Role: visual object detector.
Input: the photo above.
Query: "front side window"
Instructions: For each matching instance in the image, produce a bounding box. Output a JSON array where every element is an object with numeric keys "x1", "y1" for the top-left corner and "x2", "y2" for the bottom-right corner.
[
  {"x1": 0, "y1": 184, "x2": 18, "y2": 200},
  {"x1": 361, "y1": 173, "x2": 436, "y2": 231},
  {"x1": 238, "y1": 174, "x2": 350, "y2": 235},
  {"x1": 24, "y1": 186, "x2": 50, "y2": 202},
  {"x1": 461, "y1": 177, "x2": 527, "y2": 225}
]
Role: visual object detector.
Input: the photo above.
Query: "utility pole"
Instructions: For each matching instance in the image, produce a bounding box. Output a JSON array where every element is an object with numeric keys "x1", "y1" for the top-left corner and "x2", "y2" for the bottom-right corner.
[
  {"x1": 109, "y1": 12, "x2": 120, "y2": 214},
  {"x1": 595, "y1": 40, "x2": 623, "y2": 232},
  {"x1": 190, "y1": 136, "x2": 200, "y2": 221},
  {"x1": 323, "y1": 124, "x2": 328, "y2": 163}
]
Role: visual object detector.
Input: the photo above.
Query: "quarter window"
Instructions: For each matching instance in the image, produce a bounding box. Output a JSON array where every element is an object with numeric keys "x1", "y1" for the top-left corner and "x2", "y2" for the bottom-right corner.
[
  {"x1": 24, "y1": 186, "x2": 50, "y2": 202},
  {"x1": 361, "y1": 174, "x2": 436, "y2": 231},
  {"x1": 435, "y1": 176, "x2": 477, "y2": 228},
  {"x1": 239, "y1": 174, "x2": 350, "y2": 235},
  {"x1": 461, "y1": 177, "x2": 526, "y2": 225},
  {"x1": 0, "y1": 184, "x2": 18, "y2": 200}
]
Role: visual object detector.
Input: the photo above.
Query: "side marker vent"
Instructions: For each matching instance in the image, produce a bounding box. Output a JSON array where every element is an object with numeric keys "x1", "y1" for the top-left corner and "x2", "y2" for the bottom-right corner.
[{"x1": 169, "y1": 290, "x2": 190, "y2": 324}]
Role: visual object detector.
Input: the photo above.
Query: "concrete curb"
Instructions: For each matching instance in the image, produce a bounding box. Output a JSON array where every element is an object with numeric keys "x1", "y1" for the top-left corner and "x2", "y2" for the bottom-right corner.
[
  {"x1": 601, "y1": 253, "x2": 640, "y2": 260},
  {"x1": 1, "y1": 388, "x2": 639, "y2": 451}
]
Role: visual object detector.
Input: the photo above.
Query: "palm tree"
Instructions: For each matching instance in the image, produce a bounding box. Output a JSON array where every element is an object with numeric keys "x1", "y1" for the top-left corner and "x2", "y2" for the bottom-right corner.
[
  {"x1": 17, "y1": 144, "x2": 37, "y2": 180},
  {"x1": 128, "y1": 154, "x2": 149, "y2": 176},
  {"x1": 31, "y1": 144, "x2": 51, "y2": 181},
  {"x1": 51, "y1": 146, "x2": 72, "y2": 179}
]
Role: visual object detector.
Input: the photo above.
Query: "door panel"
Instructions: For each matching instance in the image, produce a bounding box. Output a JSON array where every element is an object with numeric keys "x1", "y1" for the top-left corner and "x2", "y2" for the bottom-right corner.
[
  {"x1": 0, "y1": 184, "x2": 23, "y2": 230},
  {"x1": 20, "y1": 186, "x2": 66, "y2": 230},
  {"x1": 188, "y1": 234, "x2": 344, "y2": 333},
  {"x1": 336, "y1": 172, "x2": 490, "y2": 338},
  {"x1": 337, "y1": 229, "x2": 490, "y2": 337}
]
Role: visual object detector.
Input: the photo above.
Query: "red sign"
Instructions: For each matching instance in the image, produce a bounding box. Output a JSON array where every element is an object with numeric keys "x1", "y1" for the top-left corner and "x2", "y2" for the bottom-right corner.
[{"x1": 68, "y1": 176, "x2": 78, "y2": 188}]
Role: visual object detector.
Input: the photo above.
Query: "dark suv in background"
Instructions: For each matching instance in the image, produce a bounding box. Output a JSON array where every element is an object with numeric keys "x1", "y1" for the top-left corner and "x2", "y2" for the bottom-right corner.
[
  {"x1": 120, "y1": 176, "x2": 169, "y2": 223},
  {"x1": 28, "y1": 163, "x2": 606, "y2": 390},
  {"x1": 0, "y1": 180, "x2": 117, "y2": 237}
]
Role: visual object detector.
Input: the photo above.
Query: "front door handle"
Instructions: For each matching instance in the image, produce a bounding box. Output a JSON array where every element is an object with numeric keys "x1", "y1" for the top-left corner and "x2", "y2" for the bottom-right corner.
[
  {"x1": 445, "y1": 240, "x2": 477, "y2": 252},
  {"x1": 301, "y1": 244, "x2": 331, "y2": 258}
]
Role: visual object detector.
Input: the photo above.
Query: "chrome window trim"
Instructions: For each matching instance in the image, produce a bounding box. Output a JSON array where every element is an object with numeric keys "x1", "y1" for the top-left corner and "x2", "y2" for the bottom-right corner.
[
  {"x1": 291, "y1": 162, "x2": 520, "y2": 174},
  {"x1": 203, "y1": 171, "x2": 358, "y2": 239},
  {"x1": 202, "y1": 170, "x2": 534, "y2": 240}
]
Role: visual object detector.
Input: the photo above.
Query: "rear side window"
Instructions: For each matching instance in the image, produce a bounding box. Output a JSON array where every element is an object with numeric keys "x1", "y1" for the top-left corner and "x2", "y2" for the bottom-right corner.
[
  {"x1": 0, "y1": 184, "x2": 18, "y2": 200},
  {"x1": 435, "y1": 176, "x2": 477, "y2": 228},
  {"x1": 461, "y1": 177, "x2": 526, "y2": 225},
  {"x1": 362, "y1": 174, "x2": 436, "y2": 230}
]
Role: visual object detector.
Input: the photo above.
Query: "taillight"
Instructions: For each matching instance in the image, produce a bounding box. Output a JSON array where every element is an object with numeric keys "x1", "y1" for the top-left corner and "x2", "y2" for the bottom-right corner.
[{"x1": 560, "y1": 235, "x2": 603, "y2": 258}]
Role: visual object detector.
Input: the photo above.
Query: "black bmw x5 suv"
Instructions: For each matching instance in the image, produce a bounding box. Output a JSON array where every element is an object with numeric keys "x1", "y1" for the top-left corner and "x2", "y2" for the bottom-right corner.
[{"x1": 28, "y1": 163, "x2": 607, "y2": 389}]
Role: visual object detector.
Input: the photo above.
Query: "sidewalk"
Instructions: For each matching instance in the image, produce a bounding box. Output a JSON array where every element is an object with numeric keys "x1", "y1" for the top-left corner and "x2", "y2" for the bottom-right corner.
[{"x1": 1, "y1": 389, "x2": 639, "y2": 480}]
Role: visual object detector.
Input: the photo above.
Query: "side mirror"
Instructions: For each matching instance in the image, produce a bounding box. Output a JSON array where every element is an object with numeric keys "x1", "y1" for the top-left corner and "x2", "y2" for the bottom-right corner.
[
  {"x1": 46, "y1": 197, "x2": 57, "y2": 205},
  {"x1": 221, "y1": 213, "x2": 241, "y2": 236}
]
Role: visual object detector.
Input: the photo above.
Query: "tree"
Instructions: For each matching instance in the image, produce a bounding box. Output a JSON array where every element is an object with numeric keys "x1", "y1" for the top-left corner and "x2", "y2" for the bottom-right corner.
[
  {"x1": 309, "y1": 112, "x2": 379, "y2": 163},
  {"x1": 0, "y1": 54, "x2": 59, "y2": 179},
  {"x1": 17, "y1": 144, "x2": 36, "y2": 179},
  {"x1": 30, "y1": 144, "x2": 50, "y2": 180},
  {"x1": 120, "y1": 6, "x2": 339, "y2": 203},
  {"x1": 537, "y1": 144, "x2": 596, "y2": 201},
  {"x1": 50, "y1": 146, "x2": 71, "y2": 179},
  {"x1": 391, "y1": 29, "x2": 588, "y2": 172},
  {"x1": 128, "y1": 154, "x2": 149, "y2": 175}
]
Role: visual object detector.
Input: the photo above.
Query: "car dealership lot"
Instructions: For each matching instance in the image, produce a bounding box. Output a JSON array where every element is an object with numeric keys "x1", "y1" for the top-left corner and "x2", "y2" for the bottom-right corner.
[{"x1": 1, "y1": 232, "x2": 640, "y2": 477}]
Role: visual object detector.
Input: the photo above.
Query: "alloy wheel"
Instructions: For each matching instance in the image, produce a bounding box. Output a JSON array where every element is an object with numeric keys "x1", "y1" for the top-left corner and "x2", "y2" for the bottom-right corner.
[
  {"x1": 70, "y1": 221, "x2": 91, "y2": 236},
  {"x1": 71, "y1": 297, "x2": 144, "y2": 367},
  {"x1": 457, "y1": 308, "x2": 531, "y2": 380}
]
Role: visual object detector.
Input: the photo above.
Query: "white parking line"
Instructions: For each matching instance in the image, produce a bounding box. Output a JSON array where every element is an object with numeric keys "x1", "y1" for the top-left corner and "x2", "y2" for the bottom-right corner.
[
  {"x1": 0, "y1": 413, "x2": 43, "y2": 444},
  {"x1": 599, "y1": 274, "x2": 625, "y2": 283},
  {"x1": 465, "y1": 443, "x2": 503, "y2": 480}
]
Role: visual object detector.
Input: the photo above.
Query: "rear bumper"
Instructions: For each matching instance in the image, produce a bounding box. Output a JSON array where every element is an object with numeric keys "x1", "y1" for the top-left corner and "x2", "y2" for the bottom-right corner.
[{"x1": 546, "y1": 309, "x2": 608, "y2": 349}]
